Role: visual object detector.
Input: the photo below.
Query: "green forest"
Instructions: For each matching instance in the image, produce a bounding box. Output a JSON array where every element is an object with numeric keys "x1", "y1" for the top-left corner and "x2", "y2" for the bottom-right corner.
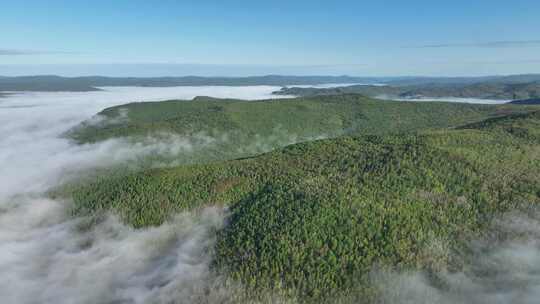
[
  {"x1": 59, "y1": 94, "x2": 540, "y2": 302},
  {"x1": 274, "y1": 82, "x2": 540, "y2": 100}
]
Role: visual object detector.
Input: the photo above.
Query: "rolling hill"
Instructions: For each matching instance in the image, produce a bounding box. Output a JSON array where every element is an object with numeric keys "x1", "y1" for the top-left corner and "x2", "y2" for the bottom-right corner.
[
  {"x1": 274, "y1": 82, "x2": 540, "y2": 100},
  {"x1": 60, "y1": 95, "x2": 540, "y2": 302}
]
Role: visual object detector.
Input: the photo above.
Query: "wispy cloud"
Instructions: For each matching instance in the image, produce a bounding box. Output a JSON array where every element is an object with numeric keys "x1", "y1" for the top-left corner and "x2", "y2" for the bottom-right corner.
[
  {"x1": 474, "y1": 59, "x2": 540, "y2": 65},
  {"x1": 411, "y1": 40, "x2": 540, "y2": 49},
  {"x1": 0, "y1": 49, "x2": 75, "y2": 55},
  {"x1": 425, "y1": 59, "x2": 540, "y2": 66}
]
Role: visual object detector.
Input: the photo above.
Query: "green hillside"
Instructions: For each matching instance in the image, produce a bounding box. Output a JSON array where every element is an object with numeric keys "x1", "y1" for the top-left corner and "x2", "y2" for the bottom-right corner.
[
  {"x1": 61, "y1": 95, "x2": 540, "y2": 302},
  {"x1": 69, "y1": 94, "x2": 532, "y2": 165},
  {"x1": 275, "y1": 82, "x2": 540, "y2": 100}
]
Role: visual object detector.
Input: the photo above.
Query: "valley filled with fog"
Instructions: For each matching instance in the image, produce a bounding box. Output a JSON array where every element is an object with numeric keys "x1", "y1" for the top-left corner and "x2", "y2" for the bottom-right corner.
[
  {"x1": 3, "y1": 1, "x2": 539, "y2": 303},
  {"x1": 1, "y1": 86, "x2": 539, "y2": 304},
  {"x1": 0, "y1": 86, "x2": 291, "y2": 303}
]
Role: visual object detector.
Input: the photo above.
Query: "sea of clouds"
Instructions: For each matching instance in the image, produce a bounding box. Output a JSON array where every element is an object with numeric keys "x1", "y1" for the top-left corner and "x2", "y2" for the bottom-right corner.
[
  {"x1": 0, "y1": 85, "x2": 291, "y2": 304},
  {"x1": 0, "y1": 85, "x2": 538, "y2": 303}
]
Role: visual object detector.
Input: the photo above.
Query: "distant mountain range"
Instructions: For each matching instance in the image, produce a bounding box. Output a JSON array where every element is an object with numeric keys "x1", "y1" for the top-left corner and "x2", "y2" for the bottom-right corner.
[
  {"x1": 0, "y1": 75, "x2": 377, "y2": 92},
  {"x1": 509, "y1": 98, "x2": 540, "y2": 105},
  {"x1": 1, "y1": 74, "x2": 540, "y2": 93},
  {"x1": 274, "y1": 80, "x2": 540, "y2": 100}
]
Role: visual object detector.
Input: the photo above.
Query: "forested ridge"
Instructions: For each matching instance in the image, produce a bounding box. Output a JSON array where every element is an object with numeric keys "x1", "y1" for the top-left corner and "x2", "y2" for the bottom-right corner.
[{"x1": 59, "y1": 96, "x2": 540, "y2": 302}]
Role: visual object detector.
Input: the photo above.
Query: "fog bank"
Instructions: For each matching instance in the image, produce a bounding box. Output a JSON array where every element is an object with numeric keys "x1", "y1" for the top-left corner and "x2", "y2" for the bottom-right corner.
[
  {"x1": 0, "y1": 86, "x2": 289, "y2": 304},
  {"x1": 1, "y1": 85, "x2": 537, "y2": 303},
  {"x1": 376, "y1": 212, "x2": 540, "y2": 304}
]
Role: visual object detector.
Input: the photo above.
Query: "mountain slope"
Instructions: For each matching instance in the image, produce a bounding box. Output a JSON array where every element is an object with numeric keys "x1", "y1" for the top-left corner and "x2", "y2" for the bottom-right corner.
[
  {"x1": 61, "y1": 99, "x2": 540, "y2": 302},
  {"x1": 274, "y1": 82, "x2": 540, "y2": 100},
  {"x1": 68, "y1": 94, "x2": 533, "y2": 165}
]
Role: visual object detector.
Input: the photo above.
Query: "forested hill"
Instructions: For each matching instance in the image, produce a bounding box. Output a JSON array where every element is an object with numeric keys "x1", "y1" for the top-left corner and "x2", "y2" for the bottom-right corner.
[
  {"x1": 274, "y1": 81, "x2": 540, "y2": 100},
  {"x1": 62, "y1": 98, "x2": 540, "y2": 302},
  {"x1": 68, "y1": 94, "x2": 537, "y2": 166}
]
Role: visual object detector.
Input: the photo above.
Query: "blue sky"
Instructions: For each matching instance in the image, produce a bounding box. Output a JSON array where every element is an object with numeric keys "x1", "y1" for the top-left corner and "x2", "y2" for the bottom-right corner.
[{"x1": 1, "y1": 0, "x2": 539, "y2": 76}]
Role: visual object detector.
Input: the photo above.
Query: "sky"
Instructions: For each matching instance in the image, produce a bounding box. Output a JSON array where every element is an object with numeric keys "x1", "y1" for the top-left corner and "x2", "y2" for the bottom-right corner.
[{"x1": 1, "y1": 0, "x2": 539, "y2": 77}]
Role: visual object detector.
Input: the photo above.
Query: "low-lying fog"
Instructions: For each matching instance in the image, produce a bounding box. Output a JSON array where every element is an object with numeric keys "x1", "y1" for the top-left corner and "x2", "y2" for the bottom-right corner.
[
  {"x1": 376, "y1": 212, "x2": 540, "y2": 304},
  {"x1": 0, "y1": 85, "x2": 536, "y2": 303},
  {"x1": 0, "y1": 86, "x2": 291, "y2": 198},
  {"x1": 0, "y1": 85, "x2": 288, "y2": 304},
  {"x1": 389, "y1": 96, "x2": 510, "y2": 104},
  {"x1": 287, "y1": 82, "x2": 387, "y2": 89}
]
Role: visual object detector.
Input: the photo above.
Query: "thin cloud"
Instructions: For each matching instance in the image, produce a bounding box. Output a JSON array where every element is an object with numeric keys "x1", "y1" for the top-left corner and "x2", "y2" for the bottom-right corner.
[
  {"x1": 474, "y1": 59, "x2": 540, "y2": 65},
  {"x1": 0, "y1": 49, "x2": 75, "y2": 55},
  {"x1": 425, "y1": 59, "x2": 540, "y2": 65},
  {"x1": 411, "y1": 40, "x2": 540, "y2": 49}
]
